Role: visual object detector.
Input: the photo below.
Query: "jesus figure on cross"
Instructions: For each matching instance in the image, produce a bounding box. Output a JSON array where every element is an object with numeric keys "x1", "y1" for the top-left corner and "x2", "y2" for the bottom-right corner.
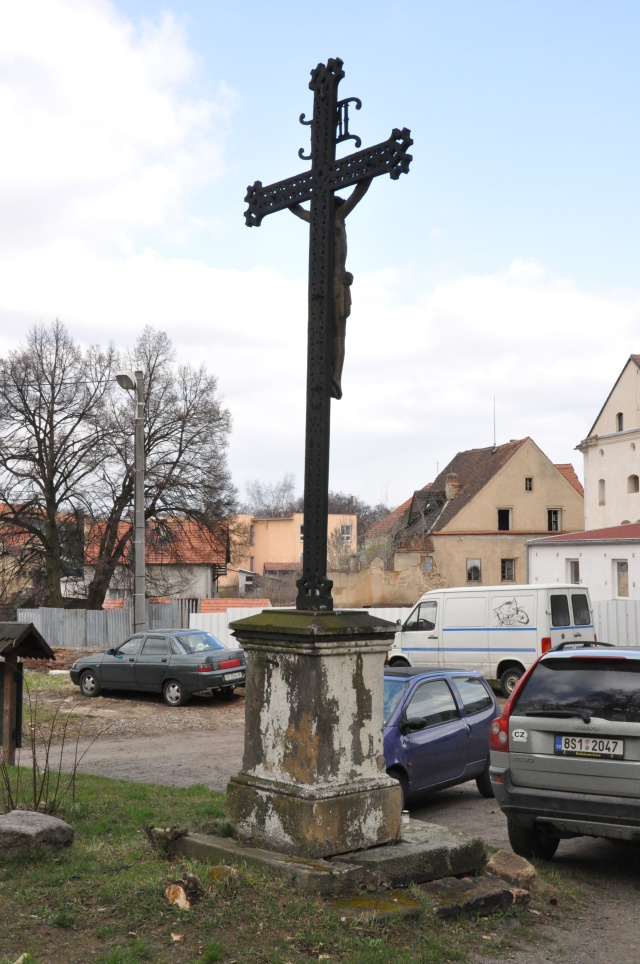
[{"x1": 290, "y1": 177, "x2": 372, "y2": 399}]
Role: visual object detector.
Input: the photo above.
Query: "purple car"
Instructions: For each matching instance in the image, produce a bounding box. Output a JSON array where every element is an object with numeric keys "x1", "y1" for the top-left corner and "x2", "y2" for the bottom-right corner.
[{"x1": 384, "y1": 666, "x2": 500, "y2": 807}]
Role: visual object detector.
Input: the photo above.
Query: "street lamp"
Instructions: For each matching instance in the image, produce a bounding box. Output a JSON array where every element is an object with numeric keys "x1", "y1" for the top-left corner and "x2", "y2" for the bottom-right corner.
[{"x1": 116, "y1": 369, "x2": 146, "y2": 634}]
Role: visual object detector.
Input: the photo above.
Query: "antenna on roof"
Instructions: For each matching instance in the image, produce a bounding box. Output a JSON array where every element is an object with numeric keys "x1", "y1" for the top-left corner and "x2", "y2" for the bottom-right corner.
[{"x1": 492, "y1": 396, "x2": 498, "y2": 453}]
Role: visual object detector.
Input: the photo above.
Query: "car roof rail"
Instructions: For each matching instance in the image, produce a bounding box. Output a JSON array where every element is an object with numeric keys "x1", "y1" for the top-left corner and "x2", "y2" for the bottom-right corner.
[{"x1": 551, "y1": 640, "x2": 615, "y2": 651}]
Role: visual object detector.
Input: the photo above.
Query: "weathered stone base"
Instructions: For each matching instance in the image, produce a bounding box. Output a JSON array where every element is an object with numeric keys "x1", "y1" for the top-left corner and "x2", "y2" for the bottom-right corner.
[
  {"x1": 227, "y1": 772, "x2": 401, "y2": 858},
  {"x1": 175, "y1": 820, "x2": 486, "y2": 895}
]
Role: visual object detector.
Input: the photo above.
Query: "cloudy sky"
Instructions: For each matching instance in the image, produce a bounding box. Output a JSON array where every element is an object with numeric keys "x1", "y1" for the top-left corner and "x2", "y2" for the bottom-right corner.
[{"x1": 1, "y1": 0, "x2": 639, "y2": 509}]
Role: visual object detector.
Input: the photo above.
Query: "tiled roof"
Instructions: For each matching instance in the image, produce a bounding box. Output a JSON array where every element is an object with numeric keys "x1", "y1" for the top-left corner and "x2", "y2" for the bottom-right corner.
[
  {"x1": 86, "y1": 519, "x2": 227, "y2": 567},
  {"x1": 554, "y1": 464, "x2": 584, "y2": 497},
  {"x1": 365, "y1": 497, "x2": 415, "y2": 539},
  {"x1": 263, "y1": 562, "x2": 302, "y2": 572},
  {"x1": 201, "y1": 597, "x2": 271, "y2": 612},
  {"x1": 404, "y1": 440, "x2": 528, "y2": 539},
  {"x1": 531, "y1": 523, "x2": 640, "y2": 544}
]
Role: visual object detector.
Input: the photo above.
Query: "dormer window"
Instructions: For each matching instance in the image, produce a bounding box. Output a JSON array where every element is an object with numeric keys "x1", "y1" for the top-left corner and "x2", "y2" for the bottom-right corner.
[{"x1": 616, "y1": 412, "x2": 624, "y2": 432}]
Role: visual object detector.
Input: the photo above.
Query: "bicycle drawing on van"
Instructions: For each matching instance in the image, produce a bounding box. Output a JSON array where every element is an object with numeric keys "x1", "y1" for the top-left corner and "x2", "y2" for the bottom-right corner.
[{"x1": 493, "y1": 598, "x2": 530, "y2": 627}]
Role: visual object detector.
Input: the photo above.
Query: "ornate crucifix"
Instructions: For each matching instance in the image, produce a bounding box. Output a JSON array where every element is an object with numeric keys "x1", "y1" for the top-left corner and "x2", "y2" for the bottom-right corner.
[{"x1": 245, "y1": 58, "x2": 412, "y2": 611}]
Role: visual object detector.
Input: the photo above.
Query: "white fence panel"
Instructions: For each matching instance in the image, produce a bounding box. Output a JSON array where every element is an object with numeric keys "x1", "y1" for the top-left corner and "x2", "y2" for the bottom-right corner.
[
  {"x1": 189, "y1": 608, "x2": 268, "y2": 647},
  {"x1": 370, "y1": 607, "x2": 410, "y2": 626},
  {"x1": 593, "y1": 599, "x2": 640, "y2": 647}
]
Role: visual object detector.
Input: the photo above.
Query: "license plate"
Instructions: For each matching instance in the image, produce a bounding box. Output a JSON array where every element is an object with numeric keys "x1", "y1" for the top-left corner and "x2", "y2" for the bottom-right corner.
[
  {"x1": 224, "y1": 671, "x2": 244, "y2": 682},
  {"x1": 554, "y1": 735, "x2": 624, "y2": 759}
]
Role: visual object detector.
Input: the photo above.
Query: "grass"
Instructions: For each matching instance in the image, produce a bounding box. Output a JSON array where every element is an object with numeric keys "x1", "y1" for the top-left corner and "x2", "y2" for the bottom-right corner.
[{"x1": 0, "y1": 771, "x2": 563, "y2": 964}]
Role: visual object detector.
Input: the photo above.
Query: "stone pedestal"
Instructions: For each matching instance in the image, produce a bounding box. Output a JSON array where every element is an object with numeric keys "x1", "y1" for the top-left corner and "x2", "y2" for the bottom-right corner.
[{"x1": 227, "y1": 609, "x2": 401, "y2": 859}]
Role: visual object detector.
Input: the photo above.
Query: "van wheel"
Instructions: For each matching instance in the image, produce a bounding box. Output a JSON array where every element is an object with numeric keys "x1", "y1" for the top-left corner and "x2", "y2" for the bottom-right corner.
[
  {"x1": 500, "y1": 666, "x2": 523, "y2": 697},
  {"x1": 389, "y1": 657, "x2": 410, "y2": 668},
  {"x1": 508, "y1": 820, "x2": 559, "y2": 861}
]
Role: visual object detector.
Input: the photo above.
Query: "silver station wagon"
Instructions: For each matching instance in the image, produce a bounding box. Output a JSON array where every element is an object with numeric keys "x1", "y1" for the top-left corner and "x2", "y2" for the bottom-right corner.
[
  {"x1": 70, "y1": 629, "x2": 246, "y2": 707},
  {"x1": 490, "y1": 646, "x2": 640, "y2": 859}
]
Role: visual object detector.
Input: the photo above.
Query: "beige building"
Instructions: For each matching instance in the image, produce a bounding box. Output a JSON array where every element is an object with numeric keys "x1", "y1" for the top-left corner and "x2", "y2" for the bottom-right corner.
[
  {"x1": 220, "y1": 512, "x2": 357, "y2": 592},
  {"x1": 577, "y1": 354, "x2": 640, "y2": 529},
  {"x1": 338, "y1": 438, "x2": 585, "y2": 607}
]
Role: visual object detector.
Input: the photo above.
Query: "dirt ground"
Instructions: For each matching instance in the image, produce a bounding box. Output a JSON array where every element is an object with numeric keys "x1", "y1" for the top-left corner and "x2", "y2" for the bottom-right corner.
[{"x1": 27, "y1": 660, "x2": 640, "y2": 964}]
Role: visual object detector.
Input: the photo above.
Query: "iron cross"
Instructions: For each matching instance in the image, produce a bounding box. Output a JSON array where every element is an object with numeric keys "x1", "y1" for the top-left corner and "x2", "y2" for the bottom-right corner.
[{"x1": 245, "y1": 58, "x2": 412, "y2": 611}]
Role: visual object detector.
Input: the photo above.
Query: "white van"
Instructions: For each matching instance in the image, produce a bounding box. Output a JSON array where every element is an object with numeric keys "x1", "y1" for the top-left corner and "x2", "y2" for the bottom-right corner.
[{"x1": 386, "y1": 584, "x2": 595, "y2": 696}]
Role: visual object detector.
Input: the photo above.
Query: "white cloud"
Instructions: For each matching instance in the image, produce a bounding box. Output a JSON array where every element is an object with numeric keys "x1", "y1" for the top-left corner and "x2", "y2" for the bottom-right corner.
[{"x1": 0, "y1": 0, "x2": 233, "y2": 256}]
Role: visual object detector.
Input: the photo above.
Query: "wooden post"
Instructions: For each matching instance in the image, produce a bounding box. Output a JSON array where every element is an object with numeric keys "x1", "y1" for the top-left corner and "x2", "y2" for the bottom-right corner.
[{"x1": 1, "y1": 654, "x2": 19, "y2": 766}]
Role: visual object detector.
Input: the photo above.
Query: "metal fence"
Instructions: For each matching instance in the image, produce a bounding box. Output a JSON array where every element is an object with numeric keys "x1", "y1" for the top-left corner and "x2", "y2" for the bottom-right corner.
[
  {"x1": 17, "y1": 600, "x2": 188, "y2": 650},
  {"x1": 22, "y1": 599, "x2": 638, "y2": 652}
]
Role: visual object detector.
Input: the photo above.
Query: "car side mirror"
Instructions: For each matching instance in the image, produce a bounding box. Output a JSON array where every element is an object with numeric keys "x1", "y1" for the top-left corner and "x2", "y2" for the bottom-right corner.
[
  {"x1": 400, "y1": 716, "x2": 427, "y2": 734},
  {"x1": 107, "y1": 648, "x2": 115, "y2": 655}
]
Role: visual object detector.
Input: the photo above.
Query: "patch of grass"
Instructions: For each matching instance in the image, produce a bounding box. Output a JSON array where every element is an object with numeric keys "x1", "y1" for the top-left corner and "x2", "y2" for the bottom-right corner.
[{"x1": 0, "y1": 770, "x2": 565, "y2": 964}]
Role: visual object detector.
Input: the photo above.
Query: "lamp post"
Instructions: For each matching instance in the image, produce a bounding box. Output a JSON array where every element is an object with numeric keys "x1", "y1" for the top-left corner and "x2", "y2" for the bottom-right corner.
[{"x1": 116, "y1": 369, "x2": 146, "y2": 634}]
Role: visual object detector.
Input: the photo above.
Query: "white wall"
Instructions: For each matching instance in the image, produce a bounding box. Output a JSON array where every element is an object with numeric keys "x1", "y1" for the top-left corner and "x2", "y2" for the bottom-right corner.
[{"x1": 528, "y1": 541, "x2": 640, "y2": 601}]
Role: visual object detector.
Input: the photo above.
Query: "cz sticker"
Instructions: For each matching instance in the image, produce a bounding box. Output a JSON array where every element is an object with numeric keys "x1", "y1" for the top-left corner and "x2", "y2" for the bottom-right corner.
[{"x1": 512, "y1": 729, "x2": 528, "y2": 741}]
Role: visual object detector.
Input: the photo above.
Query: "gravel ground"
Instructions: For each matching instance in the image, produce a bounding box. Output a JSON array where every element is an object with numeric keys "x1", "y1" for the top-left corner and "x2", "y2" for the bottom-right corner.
[{"x1": 35, "y1": 663, "x2": 640, "y2": 964}]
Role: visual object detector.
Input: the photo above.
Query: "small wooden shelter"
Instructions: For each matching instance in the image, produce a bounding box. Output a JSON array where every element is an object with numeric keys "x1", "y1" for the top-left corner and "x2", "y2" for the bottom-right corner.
[{"x1": 0, "y1": 622, "x2": 54, "y2": 765}]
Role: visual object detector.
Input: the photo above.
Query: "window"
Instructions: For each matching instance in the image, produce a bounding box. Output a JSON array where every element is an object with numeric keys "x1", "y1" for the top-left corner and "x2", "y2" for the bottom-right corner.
[
  {"x1": 497, "y1": 508, "x2": 512, "y2": 531},
  {"x1": 628, "y1": 475, "x2": 639, "y2": 494},
  {"x1": 299, "y1": 524, "x2": 304, "y2": 542},
  {"x1": 117, "y1": 636, "x2": 144, "y2": 656},
  {"x1": 404, "y1": 601, "x2": 437, "y2": 632},
  {"x1": 249, "y1": 525, "x2": 255, "y2": 546},
  {"x1": 501, "y1": 558, "x2": 515, "y2": 582},
  {"x1": 568, "y1": 559, "x2": 580, "y2": 584},
  {"x1": 466, "y1": 558, "x2": 481, "y2": 582},
  {"x1": 340, "y1": 523, "x2": 353, "y2": 543},
  {"x1": 548, "y1": 509, "x2": 561, "y2": 532},
  {"x1": 598, "y1": 479, "x2": 605, "y2": 505},
  {"x1": 616, "y1": 412, "x2": 624, "y2": 432},
  {"x1": 550, "y1": 594, "x2": 571, "y2": 627},
  {"x1": 572, "y1": 593, "x2": 591, "y2": 625},
  {"x1": 452, "y1": 676, "x2": 494, "y2": 715},
  {"x1": 405, "y1": 679, "x2": 460, "y2": 728},
  {"x1": 616, "y1": 560, "x2": 629, "y2": 598},
  {"x1": 141, "y1": 635, "x2": 169, "y2": 656},
  {"x1": 525, "y1": 477, "x2": 533, "y2": 492}
]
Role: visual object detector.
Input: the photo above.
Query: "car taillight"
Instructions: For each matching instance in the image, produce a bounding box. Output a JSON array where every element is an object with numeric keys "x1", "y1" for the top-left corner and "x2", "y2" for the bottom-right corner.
[
  {"x1": 541, "y1": 637, "x2": 551, "y2": 653},
  {"x1": 489, "y1": 655, "x2": 543, "y2": 752},
  {"x1": 220, "y1": 658, "x2": 242, "y2": 670},
  {"x1": 490, "y1": 716, "x2": 510, "y2": 752}
]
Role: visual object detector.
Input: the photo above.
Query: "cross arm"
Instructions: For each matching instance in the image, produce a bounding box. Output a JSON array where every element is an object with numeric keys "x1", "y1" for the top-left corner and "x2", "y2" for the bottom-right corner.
[
  {"x1": 244, "y1": 170, "x2": 313, "y2": 227},
  {"x1": 329, "y1": 127, "x2": 413, "y2": 193}
]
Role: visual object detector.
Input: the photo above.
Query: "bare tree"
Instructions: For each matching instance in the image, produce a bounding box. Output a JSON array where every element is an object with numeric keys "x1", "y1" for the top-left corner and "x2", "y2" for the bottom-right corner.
[
  {"x1": 0, "y1": 322, "x2": 237, "y2": 610},
  {"x1": 82, "y1": 327, "x2": 237, "y2": 609},
  {"x1": 0, "y1": 322, "x2": 116, "y2": 606},
  {"x1": 242, "y1": 473, "x2": 298, "y2": 517}
]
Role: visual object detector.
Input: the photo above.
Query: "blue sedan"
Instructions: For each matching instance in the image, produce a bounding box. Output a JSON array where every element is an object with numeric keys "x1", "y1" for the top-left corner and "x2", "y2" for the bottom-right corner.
[{"x1": 384, "y1": 666, "x2": 500, "y2": 807}]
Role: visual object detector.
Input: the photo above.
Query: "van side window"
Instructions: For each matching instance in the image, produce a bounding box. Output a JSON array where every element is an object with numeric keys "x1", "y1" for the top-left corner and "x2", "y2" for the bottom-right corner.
[
  {"x1": 550, "y1": 594, "x2": 571, "y2": 627},
  {"x1": 405, "y1": 680, "x2": 460, "y2": 728},
  {"x1": 453, "y1": 677, "x2": 494, "y2": 716},
  {"x1": 571, "y1": 594, "x2": 591, "y2": 626},
  {"x1": 404, "y1": 602, "x2": 437, "y2": 632}
]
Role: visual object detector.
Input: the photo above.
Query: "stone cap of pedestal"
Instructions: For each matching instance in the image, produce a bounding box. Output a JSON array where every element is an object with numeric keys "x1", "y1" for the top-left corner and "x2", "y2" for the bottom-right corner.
[{"x1": 229, "y1": 608, "x2": 396, "y2": 655}]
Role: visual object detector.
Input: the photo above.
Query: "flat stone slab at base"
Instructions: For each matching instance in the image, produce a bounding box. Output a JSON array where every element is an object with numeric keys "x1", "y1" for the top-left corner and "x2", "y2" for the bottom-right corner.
[
  {"x1": 328, "y1": 891, "x2": 422, "y2": 923},
  {"x1": 332, "y1": 821, "x2": 486, "y2": 888},
  {"x1": 422, "y1": 874, "x2": 531, "y2": 919},
  {"x1": 176, "y1": 821, "x2": 485, "y2": 896},
  {"x1": 0, "y1": 809, "x2": 74, "y2": 858}
]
